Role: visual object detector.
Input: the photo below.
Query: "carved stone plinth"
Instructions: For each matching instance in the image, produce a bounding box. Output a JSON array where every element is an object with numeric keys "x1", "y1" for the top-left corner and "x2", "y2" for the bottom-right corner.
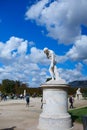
[{"x1": 38, "y1": 80, "x2": 73, "y2": 130}]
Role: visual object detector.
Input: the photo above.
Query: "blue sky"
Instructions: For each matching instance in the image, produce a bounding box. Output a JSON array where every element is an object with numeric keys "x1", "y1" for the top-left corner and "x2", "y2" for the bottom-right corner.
[{"x1": 0, "y1": 0, "x2": 87, "y2": 87}]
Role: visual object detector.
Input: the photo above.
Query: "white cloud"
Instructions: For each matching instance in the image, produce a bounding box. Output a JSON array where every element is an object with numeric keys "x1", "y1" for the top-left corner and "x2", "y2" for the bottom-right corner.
[
  {"x1": 0, "y1": 36, "x2": 28, "y2": 59},
  {"x1": 17, "y1": 40, "x2": 28, "y2": 54},
  {"x1": 0, "y1": 37, "x2": 48, "y2": 87},
  {"x1": 25, "y1": 0, "x2": 49, "y2": 20},
  {"x1": 66, "y1": 35, "x2": 87, "y2": 61},
  {"x1": 0, "y1": 36, "x2": 86, "y2": 87},
  {"x1": 29, "y1": 41, "x2": 35, "y2": 46},
  {"x1": 25, "y1": 0, "x2": 87, "y2": 44},
  {"x1": 29, "y1": 47, "x2": 49, "y2": 64},
  {"x1": 59, "y1": 63, "x2": 85, "y2": 83}
]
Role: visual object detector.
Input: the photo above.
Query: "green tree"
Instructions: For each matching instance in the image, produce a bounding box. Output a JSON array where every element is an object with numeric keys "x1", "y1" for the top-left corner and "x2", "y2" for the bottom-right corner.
[
  {"x1": 68, "y1": 87, "x2": 77, "y2": 96},
  {"x1": 14, "y1": 80, "x2": 21, "y2": 94},
  {"x1": 1, "y1": 79, "x2": 15, "y2": 94}
]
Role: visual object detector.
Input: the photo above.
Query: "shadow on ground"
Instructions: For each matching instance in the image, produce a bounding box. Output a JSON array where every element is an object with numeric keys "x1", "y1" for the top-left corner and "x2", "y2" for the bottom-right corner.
[
  {"x1": 0, "y1": 126, "x2": 16, "y2": 130},
  {"x1": 69, "y1": 112, "x2": 79, "y2": 123}
]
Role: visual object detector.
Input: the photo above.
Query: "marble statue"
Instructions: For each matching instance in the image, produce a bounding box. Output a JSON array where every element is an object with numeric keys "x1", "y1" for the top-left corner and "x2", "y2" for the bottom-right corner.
[
  {"x1": 44, "y1": 48, "x2": 59, "y2": 80},
  {"x1": 76, "y1": 88, "x2": 81, "y2": 95},
  {"x1": 38, "y1": 48, "x2": 72, "y2": 130},
  {"x1": 76, "y1": 88, "x2": 82, "y2": 100}
]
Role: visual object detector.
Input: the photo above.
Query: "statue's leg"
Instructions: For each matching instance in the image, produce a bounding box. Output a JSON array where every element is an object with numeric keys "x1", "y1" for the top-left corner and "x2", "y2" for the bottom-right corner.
[
  {"x1": 49, "y1": 66, "x2": 54, "y2": 80},
  {"x1": 54, "y1": 66, "x2": 60, "y2": 80}
]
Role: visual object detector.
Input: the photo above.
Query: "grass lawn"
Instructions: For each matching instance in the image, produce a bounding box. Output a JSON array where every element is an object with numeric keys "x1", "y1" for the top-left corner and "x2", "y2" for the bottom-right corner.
[{"x1": 69, "y1": 107, "x2": 87, "y2": 123}]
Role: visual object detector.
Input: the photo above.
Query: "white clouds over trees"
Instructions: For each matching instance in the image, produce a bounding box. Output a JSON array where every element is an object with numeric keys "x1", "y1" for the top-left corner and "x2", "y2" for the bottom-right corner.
[
  {"x1": 0, "y1": 0, "x2": 87, "y2": 87},
  {"x1": 0, "y1": 36, "x2": 48, "y2": 87},
  {"x1": 0, "y1": 35, "x2": 87, "y2": 87}
]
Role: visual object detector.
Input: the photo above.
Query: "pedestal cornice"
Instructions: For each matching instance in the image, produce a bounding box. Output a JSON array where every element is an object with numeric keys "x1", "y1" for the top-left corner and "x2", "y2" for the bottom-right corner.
[{"x1": 41, "y1": 79, "x2": 70, "y2": 89}]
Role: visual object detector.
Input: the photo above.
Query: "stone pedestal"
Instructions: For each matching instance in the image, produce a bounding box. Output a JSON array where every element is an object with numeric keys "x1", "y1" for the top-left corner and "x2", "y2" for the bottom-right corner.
[
  {"x1": 75, "y1": 94, "x2": 83, "y2": 100},
  {"x1": 38, "y1": 79, "x2": 72, "y2": 130}
]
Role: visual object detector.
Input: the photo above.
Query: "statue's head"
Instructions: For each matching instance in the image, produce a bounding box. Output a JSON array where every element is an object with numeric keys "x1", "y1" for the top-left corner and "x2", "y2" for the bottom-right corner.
[{"x1": 43, "y1": 47, "x2": 48, "y2": 54}]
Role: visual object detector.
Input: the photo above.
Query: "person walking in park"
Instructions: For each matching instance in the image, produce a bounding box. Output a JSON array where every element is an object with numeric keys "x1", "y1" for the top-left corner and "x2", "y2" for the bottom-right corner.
[
  {"x1": 69, "y1": 95, "x2": 74, "y2": 108},
  {"x1": 26, "y1": 94, "x2": 30, "y2": 107}
]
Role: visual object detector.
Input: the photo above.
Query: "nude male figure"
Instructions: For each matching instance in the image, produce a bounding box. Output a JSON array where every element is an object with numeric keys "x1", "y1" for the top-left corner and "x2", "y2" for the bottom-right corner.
[{"x1": 43, "y1": 48, "x2": 59, "y2": 80}]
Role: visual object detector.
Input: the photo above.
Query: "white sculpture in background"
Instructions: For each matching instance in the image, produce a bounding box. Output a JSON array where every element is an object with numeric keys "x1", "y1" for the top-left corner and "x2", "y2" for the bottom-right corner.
[
  {"x1": 76, "y1": 88, "x2": 82, "y2": 100},
  {"x1": 24, "y1": 89, "x2": 26, "y2": 97},
  {"x1": 76, "y1": 88, "x2": 81, "y2": 95},
  {"x1": 43, "y1": 48, "x2": 60, "y2": 80}
]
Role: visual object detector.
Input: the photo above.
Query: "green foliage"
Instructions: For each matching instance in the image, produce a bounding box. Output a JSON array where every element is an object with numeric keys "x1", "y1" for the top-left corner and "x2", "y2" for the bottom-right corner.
[
  {"x1": 69, "y1": 107, "x2": 87, "y2": 123},
  {"x1": 0, "y1": 79, "x2": 28, "y2": 94},
  {"x1": 28, "y1": 87, "x2": 42, "y2": 96},
  {"x1": 1, "y1": 79, "x2": 15, "y2": 94},
  {"x1": 68, "y1": 87, "x2": 77, "y2": 96},
  {"x1": 81, "y1": 88, "x2": 87, "y2": 99},
  {"x1": 0, "y1": 79, "x2": 42, "y2": 96},
  {"x1": 68, "y1": 87, "x2": 87, "y2": 98}
]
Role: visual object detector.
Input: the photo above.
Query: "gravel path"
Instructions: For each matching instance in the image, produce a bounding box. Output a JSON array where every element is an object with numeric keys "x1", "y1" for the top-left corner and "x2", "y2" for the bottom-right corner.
[{"x1": 0, "y1": 98, "x2": 87, "y2": 130}]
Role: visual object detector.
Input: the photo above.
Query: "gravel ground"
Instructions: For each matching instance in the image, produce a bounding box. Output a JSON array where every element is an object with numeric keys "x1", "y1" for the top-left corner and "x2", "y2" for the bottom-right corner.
[{"x1": 0, "y1": 98, "x2": 87, "y2": 130}]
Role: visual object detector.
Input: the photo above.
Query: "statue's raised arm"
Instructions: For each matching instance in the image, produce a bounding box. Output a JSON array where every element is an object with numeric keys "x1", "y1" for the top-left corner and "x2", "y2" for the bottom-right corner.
[{"x1": 43, "y1": 48, "x2": 60, "y2": 81}]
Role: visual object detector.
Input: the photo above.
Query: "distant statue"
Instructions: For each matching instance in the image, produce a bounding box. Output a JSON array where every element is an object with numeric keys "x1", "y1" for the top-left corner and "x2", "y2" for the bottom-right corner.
[
  {"x1": 76, "y1": 88, "x2": 82, "y2": 100},
  {"x1": 43, "y1": 48, "x2": 60, "y2": 80},
  {"x1": 24, "y1": 90, "x2": 26, "y2": 98},
  {"x1": 76, "y1": 88, "x2": 81, "y2": 95}
]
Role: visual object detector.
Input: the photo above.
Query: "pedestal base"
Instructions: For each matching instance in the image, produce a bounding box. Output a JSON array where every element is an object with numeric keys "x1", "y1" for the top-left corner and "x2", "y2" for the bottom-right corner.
[
  {"x1": 38, "y1": 80, "x2": 72, "y2": 130},
  {"x1": 38, "y1": 114, "x2": 72, "y2": 130}
]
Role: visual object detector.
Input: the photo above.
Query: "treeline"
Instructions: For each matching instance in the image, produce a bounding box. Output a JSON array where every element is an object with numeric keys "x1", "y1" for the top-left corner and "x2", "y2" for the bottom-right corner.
[
  {"x1": 68, "y1": 87, "x2": 87, "y2": 97},
  {"x1": 0, "y1": 79, "x2": 87, "y2": 97},
  {"x1": 0, "y1": 79, "x2": 42, "y2": 96}
]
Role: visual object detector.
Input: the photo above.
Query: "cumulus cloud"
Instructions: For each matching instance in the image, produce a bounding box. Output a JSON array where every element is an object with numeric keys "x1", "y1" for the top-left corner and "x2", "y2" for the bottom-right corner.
[
  {"x1": 0, "y1": 36, "x2": 86, "y2": 87},
  {"x1": 29, "y1": 47, "x2": 49, "y2": 65},
  {"x1": 59, "y1": 63, "x2": 85, "y2": 83},
  {"x1": 25, "y1": 0, "x2": 49, "y2": 20},
  {"x1": 0, "y1": 36, "x2": 28, "y2": 59},
  {"x1": 66, "y1": 35, "x2": 87, "y2": 61},
  {"x1": 0, "y1": 37, "x2": 48, "y2": 87},
  {"x1": 0, "y1": 36, "x2": 66, "y2": 87},
  {"x1": 25, "y1": 0, "x2": 87, "y2": 44}
]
